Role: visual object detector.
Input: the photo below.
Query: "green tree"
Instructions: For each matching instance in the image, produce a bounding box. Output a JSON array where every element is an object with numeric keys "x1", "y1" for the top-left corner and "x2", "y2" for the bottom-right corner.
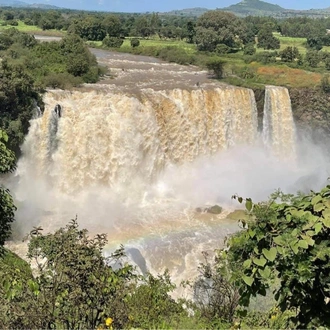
[
  {"x1": 185, "y1": 21, "x2": 196, "y2": 44},
  {"x1": 134, "y1": 16, "x2": 152, "y2": 38},
  {"x1": 305, "y1": 49, "x2": 321, "y2": 67},
  {"x1": 280, "y1": 46, "x2": 299, "y2": 62},
  {"x1": 0, "y1": 60, "x2": 41, "y2": 153},
  {"x1": 60, "y1": 34, "x2": 99, "y2": 80},
  {"x1": 307, "y1": 35, "x2": 323, "y2": 51},
  {"x1": 257, "y1": 27, "x2": 280, "y2": 50},
  {"x1": 195, "y1": 10, "x2": 245, "y2": 51},
  {"x1": 0, "y1": 130, "x2": 16, "y2": 254},
  {"x1": 222, "y1": 188, "x2": 330, "y2": 328},
  {"x1": 102, "y1": 14, "x2": 121, "y2": 37}
]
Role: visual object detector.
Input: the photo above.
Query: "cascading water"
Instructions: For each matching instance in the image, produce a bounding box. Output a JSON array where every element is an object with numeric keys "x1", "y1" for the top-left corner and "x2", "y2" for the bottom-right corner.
[
  {"x1": 18, "y1": 87, "x2": 258, "y2": 194},
  {"x1": 10, "y1": 82, "x2": 322, "y2": 296},
  {"x1": 262, "y1": 85, "x2": 296, "y2": 160}
]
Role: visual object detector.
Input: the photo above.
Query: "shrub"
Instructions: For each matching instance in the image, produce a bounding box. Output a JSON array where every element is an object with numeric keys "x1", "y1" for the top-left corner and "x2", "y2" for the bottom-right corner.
[
  {"x1": 325, "y1": 58, "x2": 330, "y2": 71},
  {"x1": 7, "y1": 20, "x2": 18, "y2": 26},
  {"x1": 193, "y1": 253, "x2": 239, "y2": 323},
  {"x1": 102, "y1": 36, "x2": 124, "y2": 48},
  {"x1": 206, "y1": 57, "x2": 226, "y2": 79},
  {"x1": 280, "y1": 46, "x2": 299, "y2": 62},
  {"x1": 215, "y1": 43, "x2": 230, "y2": 55},
  {"x1": 243, "y1": 44, "x2": 256, "y2": 56},
  {"x1": 130, "y1": 38, "x2": 140, "y2": 48},
  {"x1": 321, "y1": 75, "x2": 330, "y2": 93},
  {"x1": 222, "y1": 188, "x2": 330, "y2": 328},
  {"x1": 255, "y1": 51, "x2": 277, "y2": 64},
  {"x1": 305, "y1": 50, "x2": 321, "y2": 68},
  {"x1": 42, "y1": 72, "x2": 82, "y2": 89},
  {"x1": 158, "y1": 46, "x2": 195, "y2": 65}
]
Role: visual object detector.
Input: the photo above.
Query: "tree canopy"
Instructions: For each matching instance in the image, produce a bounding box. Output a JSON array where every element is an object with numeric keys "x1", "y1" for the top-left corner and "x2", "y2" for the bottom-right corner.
[
  {"x1": 195, "y1": 11, "x2": 245, "y2": 51},
  {"x1": 0, "y1": 130, "x2": 16, "y2": 253}
]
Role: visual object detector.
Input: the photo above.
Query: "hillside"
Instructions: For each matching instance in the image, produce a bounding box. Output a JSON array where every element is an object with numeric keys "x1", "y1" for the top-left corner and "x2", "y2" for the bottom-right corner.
[
  {"x1": 163, "y1": 0, "x2": 330, "y2": 18},
  {"x1": 0, "y1": 0, "x2": 27, "y2": 6},
  {"x1": 0, "y1": 0, "x2": 60, "y2": 9},
  {"x1": 222, "y1": 0, "x2": 285, "y2": 15},
  {"x1": 163, "y1": 7, "x2": 208, "y2": 17}
]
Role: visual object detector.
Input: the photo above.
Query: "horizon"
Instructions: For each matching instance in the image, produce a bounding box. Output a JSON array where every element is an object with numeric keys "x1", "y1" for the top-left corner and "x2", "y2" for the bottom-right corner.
[{"x1": 16, "y1": 0, "x2": 330, "y2": 13}]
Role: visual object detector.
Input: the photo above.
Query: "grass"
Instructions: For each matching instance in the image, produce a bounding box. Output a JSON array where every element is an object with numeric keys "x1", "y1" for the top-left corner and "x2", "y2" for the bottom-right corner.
[
  {"x1": 123, "y1": 38, "x2": 197, "y2": 53},
  {"x1": 0, "y1": 20, "x2": 65, "y2": 36},
  {"x1": 0, "y1": 20, "x2": 41, "y2": 33},
  {"x1": 255, "y1": 64, "x2": 322, "y2": 87},
  {"x1": 275, "y1": 32, "x2": 330, "y2": 54}
]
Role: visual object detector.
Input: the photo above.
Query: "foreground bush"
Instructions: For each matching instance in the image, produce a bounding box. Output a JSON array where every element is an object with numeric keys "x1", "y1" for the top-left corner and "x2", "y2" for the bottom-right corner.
[
  {"x1": 1, "y1": 219, "x2": 191, "y2": 329},
  {"x1": 222, "y1": 188, "x2": 330, "y2": 328}
]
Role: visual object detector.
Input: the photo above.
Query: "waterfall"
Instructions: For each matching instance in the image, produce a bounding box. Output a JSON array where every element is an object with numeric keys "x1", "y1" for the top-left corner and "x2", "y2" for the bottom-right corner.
[
  {"x1": 262, "y1": 86, "x2": 296, "y2": 160},
  {"x1": 19, "y1": 87, "x2": 258, "y2": 194},
  {"x1": 10, "y1": 84, "x2": 310, "y2": 294}
]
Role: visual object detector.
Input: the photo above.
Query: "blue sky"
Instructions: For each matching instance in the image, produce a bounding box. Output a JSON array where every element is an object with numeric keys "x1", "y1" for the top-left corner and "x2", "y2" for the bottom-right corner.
[{"x1": 28, "y1": 0, "x2": 330, "y2": 12}]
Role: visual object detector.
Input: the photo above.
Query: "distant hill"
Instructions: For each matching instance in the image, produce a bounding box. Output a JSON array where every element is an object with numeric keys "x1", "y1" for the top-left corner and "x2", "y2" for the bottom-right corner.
[
  {"x1": 162, "y1": 0, "x2": 330, "y2": 18},
  {"x1": 163, "y1": 7, "x2": 208, "y2": 17},
  {"x1": 0, "y1": 0, "x2": 28, "y2": 6},
  {"x1": 0, "y1": 0, "x2": 60, "y2": 9},
  {"x1": 29, "y1": 3, "x2": 60, "y2": 9},
  {"x1": 222, "y1": 0, "x2": 285, "y2": 16}
]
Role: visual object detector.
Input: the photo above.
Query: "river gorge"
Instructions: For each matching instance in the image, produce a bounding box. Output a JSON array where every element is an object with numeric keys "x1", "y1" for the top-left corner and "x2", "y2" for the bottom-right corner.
[{"x1": 6, "y1": 49, "x2": 330, "y2": 295}]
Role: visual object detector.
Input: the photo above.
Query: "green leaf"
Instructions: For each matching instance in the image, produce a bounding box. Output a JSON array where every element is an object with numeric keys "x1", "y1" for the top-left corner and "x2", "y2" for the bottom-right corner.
[
  {"x1": 253, "y1": 257, "x2": 267, "y2": 267},
  {"x1": 306, "y1": 230, "x2": 315, "y2": 237},
  {"x1": 273, "y1": 236, "x2": 284, "y2": 246},
  {"x1": 301, "y1": 235, "x2": 315, "y2": 246},
  {"x1": 313, "y1": 203, "x2": 325, "y2": 213},
  {"x1": 245, "y1": 198, "x2": 253, "y2": 212},
  {"x1": 258, "y1": 266, "x2": 271, "y2": 279},
  {"x1": 238, "y1": 197, "x2": 243, "y2": 203},
  {"x1": 286, "y1": 214, "x2": 292, "y2": 222},
  {"x1": 312, "y1": 194, "x2": 323, "y2": 205},
  {"x1": 248, "y1": 229, "x2": 256, "y2": 238},
  {"x1": 243, "y1": 259, "x2": 252, "y2": 269},
  {"x1": 298, "y1": 240, "x2": 309, "y2": 249},
  {"x1": 290, "y1": 241, "x2": 299, "y2": 254},
  {"x1": 262, "y1": 248, "x2": 277, "y2": 262},
  {"x1": 291, "y1": 228, "x2": 298, "y2": 237},
  {"x1": 322, "y1": 209, "x2": 330, "y2": 228},
  {"x1": 242, "y1": 275, "x2": 254, "y2": 286},
  {"x1": 314, "y1": 222, "x2": 323, "y2": 234},
  {"x1": 322, "y1": 217, "x2": 330, "y2": 228}
]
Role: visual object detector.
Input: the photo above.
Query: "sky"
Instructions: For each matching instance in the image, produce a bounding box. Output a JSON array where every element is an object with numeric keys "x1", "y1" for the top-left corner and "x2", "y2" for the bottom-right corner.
[{"x1": 25, "y1": 0, "x2": 330, "y2": 12}]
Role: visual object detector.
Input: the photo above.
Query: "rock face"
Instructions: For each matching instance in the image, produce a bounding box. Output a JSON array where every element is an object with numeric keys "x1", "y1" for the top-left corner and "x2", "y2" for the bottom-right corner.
[
  {"x1": 206, "y1": 205, "x2": 223, "y2": 214},
  {"x1": 196, "y1": 205, "x2": 223, "y2": 214}
]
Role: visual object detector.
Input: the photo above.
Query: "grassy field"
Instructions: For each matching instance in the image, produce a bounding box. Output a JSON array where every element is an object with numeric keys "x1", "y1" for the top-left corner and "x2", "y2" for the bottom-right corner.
[
  {"x1": 0, "y1": 20, "x2": 42, "y2": 33},
  {"x1": 275, "y1": 32, "x2": 330, "y2": 54},
  {"x1": 123, "y1": 38, "x2": 197, "y2": 53}
]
